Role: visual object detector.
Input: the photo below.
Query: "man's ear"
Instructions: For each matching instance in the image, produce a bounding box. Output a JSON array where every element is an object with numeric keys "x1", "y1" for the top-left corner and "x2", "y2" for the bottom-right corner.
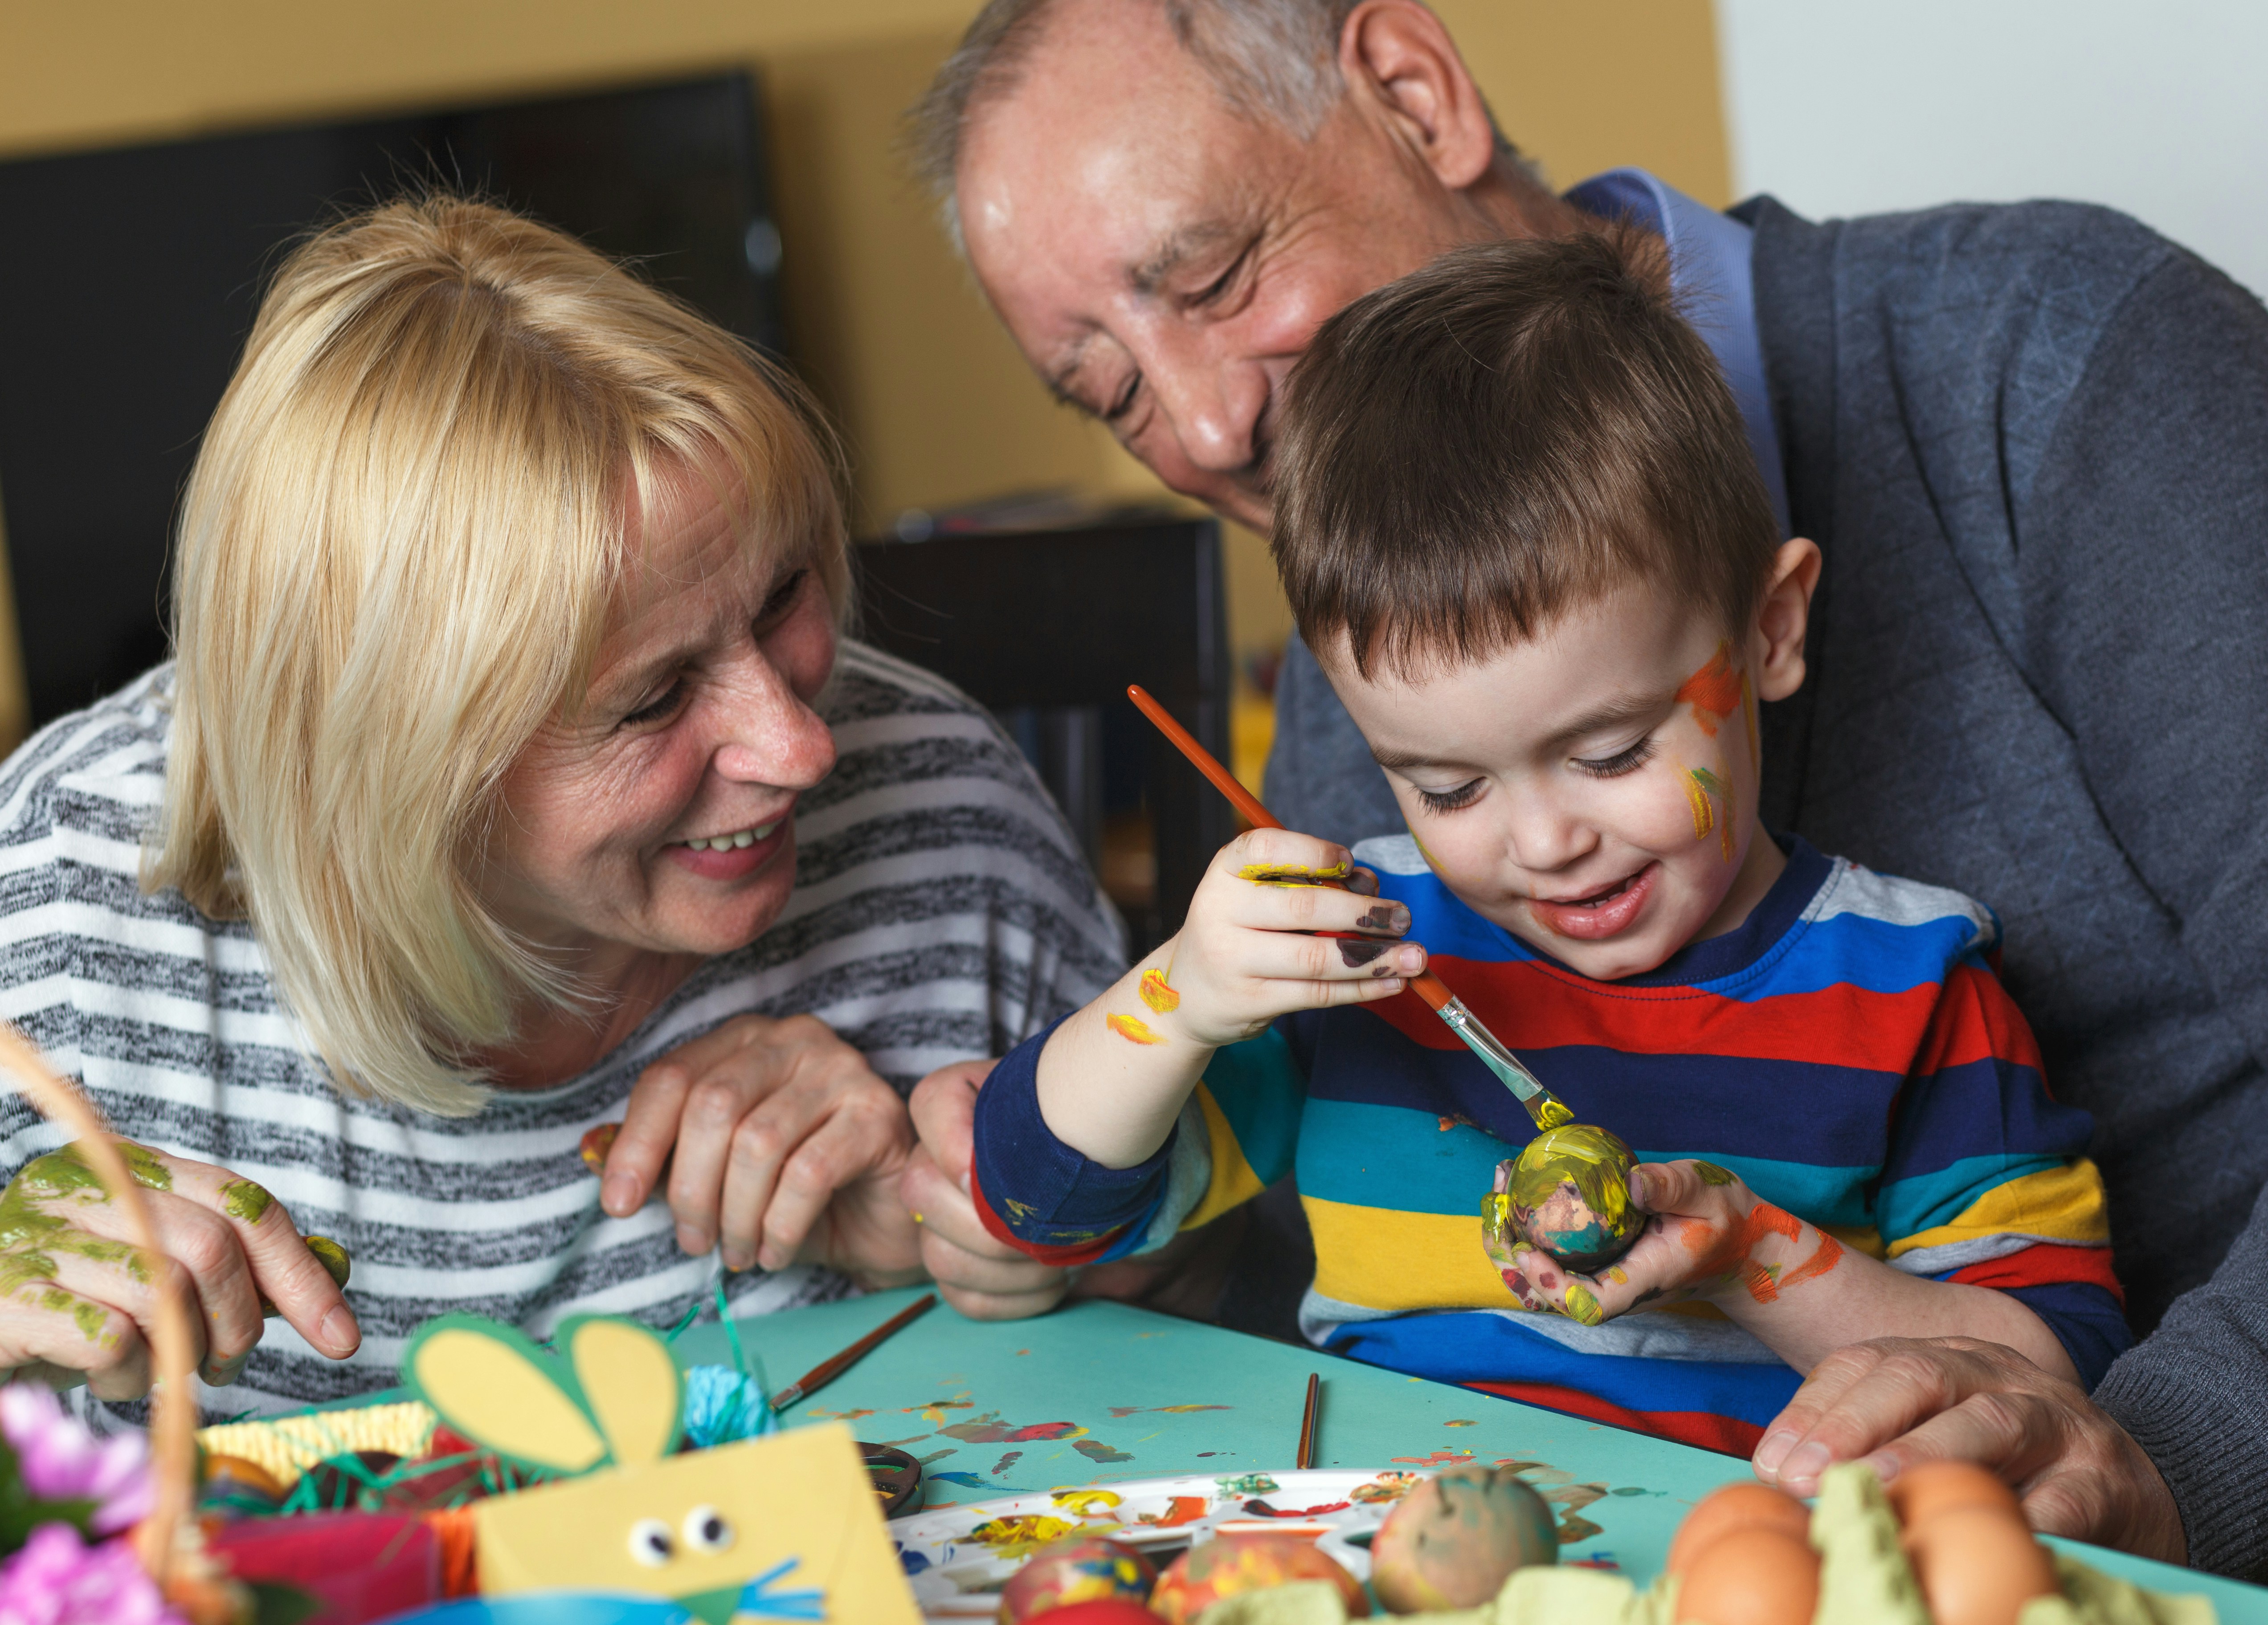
[
  {"x1": 1339, "y1": 0, "x2": 1500, "y2": 192},
  {"x1": 1751, "y1": 538, "x2": 1823, "y2": 702}
]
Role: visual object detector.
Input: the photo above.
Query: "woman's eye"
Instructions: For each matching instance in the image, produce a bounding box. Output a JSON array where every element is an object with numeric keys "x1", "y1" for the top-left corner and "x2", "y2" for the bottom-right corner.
[
  {"x1": 619, "y1": 682, "x2": 685, "y2": 729},
  {"x1": 1417, "y1": 780, "x2": 1484, "y2": 814},
  {"x1": 1573, "y1": 738, "x2": 1657, "y2": 779},
  {"x1": 756, "y1": 568, "x2": 809, "y2": 627},
  {"x1": 629, "y1": 1518, "x2": 674, "y2": 1567},
  {"x1": 682, "y1": 1505, "x2": 735, "y2": 1553}
]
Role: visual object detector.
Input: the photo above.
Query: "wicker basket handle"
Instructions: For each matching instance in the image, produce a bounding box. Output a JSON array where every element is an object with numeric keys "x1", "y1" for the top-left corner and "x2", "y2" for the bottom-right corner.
[{"x1": 0, "y1": 1023, "x2": 195, "y2": 1588}]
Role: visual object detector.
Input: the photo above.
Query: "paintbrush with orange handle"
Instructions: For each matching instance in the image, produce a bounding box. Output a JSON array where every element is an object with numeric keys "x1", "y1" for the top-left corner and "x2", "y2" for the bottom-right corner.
[{"x1": 1127, "y1": 684, "x2": 1574, "y2": 1132}]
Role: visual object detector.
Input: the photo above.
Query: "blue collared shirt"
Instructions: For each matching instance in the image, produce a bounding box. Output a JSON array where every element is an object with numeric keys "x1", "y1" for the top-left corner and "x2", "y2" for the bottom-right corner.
[{"x1": 1564, "y1": 168, "x2": 1791, "y2": 537}]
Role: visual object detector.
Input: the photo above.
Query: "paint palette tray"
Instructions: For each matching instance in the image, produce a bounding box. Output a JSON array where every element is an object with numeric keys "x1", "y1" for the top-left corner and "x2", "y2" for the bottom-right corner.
[{"x1": 889, "y1": 1467, "x2": 1422, "y2": 1621}]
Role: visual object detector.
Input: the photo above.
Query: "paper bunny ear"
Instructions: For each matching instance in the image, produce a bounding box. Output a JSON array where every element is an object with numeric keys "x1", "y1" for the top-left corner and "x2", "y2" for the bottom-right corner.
[
  {"x1": 404, "y1": 1315, "x2": 611, "y2": 1475},
  {"x1": 561, "y1": 1315, "x2": 683, "y2": 1467}
]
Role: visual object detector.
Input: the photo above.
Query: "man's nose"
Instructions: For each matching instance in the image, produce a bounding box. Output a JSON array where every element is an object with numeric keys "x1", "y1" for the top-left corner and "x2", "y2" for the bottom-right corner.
[
  {"x1": 1148, "y1": 339, "x2": 1269, "y2": 475},
  {"x1": 709, "y1": 654, "x2": 836, "y2": 790}
]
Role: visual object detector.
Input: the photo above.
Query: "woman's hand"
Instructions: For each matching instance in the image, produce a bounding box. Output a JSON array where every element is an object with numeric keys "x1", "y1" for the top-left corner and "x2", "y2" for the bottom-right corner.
[
  {"x1": 1753, "y1": 1337, "x2": 2186, "y2": 1563},
  {"x1": 1491, "y1": 1159, "x2": 1833, "y2": 1324},
  {"x1": 900, "y1": 1061, "x2": 1071, "y2": 1320},
  {"x1": 0, "y1": 1143, "x2": 358, "y2": 1400},
  {"x1": 601, "y1": 1013, "x2": 920, "y2": 1285}
]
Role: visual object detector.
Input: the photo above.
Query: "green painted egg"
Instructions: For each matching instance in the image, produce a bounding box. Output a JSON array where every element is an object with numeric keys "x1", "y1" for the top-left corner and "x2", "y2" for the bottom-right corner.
[{"x1": 1483, "y1": 1123, "x2": 1641, "y2": 1274}]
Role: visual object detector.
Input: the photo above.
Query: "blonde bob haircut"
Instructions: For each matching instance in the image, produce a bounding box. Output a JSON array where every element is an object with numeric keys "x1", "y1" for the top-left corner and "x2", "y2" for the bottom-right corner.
[{"x1": 150, "y1": 195, "x2": 847, "y2": 1117}]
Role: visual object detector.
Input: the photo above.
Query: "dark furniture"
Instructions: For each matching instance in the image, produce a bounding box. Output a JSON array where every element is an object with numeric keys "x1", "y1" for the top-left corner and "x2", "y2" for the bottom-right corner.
[
  {"x1": 854, "y1": 519, "x2": 1234, "y2": 952},
  {"x1": 0, "y1": 71, "x2": 784, "y2": 727}
]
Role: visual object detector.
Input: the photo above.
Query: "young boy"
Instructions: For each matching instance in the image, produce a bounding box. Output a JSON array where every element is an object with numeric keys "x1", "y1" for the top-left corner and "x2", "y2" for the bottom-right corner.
[{"x1": 968, "y1": 232, "x2": 2127, "y2": 1457}]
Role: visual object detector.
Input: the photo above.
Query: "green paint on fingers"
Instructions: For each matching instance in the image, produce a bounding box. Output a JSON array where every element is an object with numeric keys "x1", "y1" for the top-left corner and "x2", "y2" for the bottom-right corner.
[
  {"x1": 221, "y1": 1179, "x2": 275, "y2": 1223},
  {"x1": 1562, "y1": 1282, "x2": 1604, "y2": 1327},
  {"x1": 1692, "y1": 1161, "x2": 1737, "y2": 1186}
]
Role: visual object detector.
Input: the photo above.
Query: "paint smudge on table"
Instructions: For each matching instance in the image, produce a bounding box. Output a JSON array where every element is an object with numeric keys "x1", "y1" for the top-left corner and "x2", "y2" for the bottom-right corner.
[
  {"x1": 1393, "y1": 1449, "x2": 1479, "y2": 1466},
  {"x1": 990, "y1": 1450, "x2": 1023, "y2": 1475},
  {"x1": 1108, "y1": 1404, "x2": 1231, "y2": 1417},
  {"x1": 1444, "y1": 1419, "x2": 1477, "y2": 1427},
  {"x1": 1075, "y1": 1438, "x2": 1133, "y2": 1464},
  {"x1": 940, "y1": 1413, "x2": 1084, "y2": 1444}
]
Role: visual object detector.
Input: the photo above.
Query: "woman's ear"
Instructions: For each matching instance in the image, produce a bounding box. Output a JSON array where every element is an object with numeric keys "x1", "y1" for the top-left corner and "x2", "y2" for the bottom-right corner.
[
  {"x1": 1339, "y1": 0, "x2": 1500, "y2": 191},
  {"x1": 1752, "y1": 538, "x2": 1823, "y2": 703}
]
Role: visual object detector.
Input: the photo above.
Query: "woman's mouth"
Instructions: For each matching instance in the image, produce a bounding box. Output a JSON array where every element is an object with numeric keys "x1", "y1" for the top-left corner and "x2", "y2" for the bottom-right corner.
[
  {"x1": 665, "y1": 816, "x2": 789, "y2": 880},
  {"x1": 1527, "y1": 862, "x2": 1659, "y2": 942}
]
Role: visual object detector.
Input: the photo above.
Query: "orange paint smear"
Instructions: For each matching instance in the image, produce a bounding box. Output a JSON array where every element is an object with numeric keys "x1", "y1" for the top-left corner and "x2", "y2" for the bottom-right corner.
[
  {"x1": 1680, "y1": 1201, "x2": 1835, "y2": 1305},
  {"x1": 1138, "y1": 968, "x2": 1180, "y2": 1013},
  {"x1": 1675, "y1": 642, "x2": 1743, "y2": 735},
  {"x1": 1106, "y1": 1013, "x2": 1165, "y2": 1045},
  {"x1": 1779, "y1": 1230, "x2": 1845, "y2": 1293}
]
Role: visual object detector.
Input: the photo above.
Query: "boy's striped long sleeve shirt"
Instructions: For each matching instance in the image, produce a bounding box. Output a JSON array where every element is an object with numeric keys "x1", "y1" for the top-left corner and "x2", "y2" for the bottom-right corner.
[{"x1": 972, "y1": 835, "x2": 2127, "y2": 1456}]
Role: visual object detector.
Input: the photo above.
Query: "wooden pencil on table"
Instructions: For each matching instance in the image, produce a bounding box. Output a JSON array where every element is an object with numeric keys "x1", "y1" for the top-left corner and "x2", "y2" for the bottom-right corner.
[{"x1": 769, "y1": 1292, "x2": 939, "y2": 1413}]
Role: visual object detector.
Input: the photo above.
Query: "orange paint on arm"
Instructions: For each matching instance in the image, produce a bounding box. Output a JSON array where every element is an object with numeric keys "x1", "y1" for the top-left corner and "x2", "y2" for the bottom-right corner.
[
  {"x1": 1778, "y1": 1230, "x2": 1844, "y2": 1292},
  {"x1": 1105, "y1": 1013, "x2": 1166, "y2": 1045},
  {"x1": 1681, "y1": 1201, "x2": 1816, "y2": 1305},
  {"x1": 1138, "y1": 968, "x2": 1180, "y2": 1013},
  {"x1": 1675, "y1": 642, "x2": 1743, "y2": 735}
]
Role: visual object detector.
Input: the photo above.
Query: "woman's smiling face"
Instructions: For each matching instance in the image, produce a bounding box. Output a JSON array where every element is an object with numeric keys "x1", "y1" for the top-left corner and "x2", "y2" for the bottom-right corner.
[
  {"x1": 1328, "y1": 575, "x2": 1803, "y2": 983},
  {"x1": 485, "y1": 453, "x2": 839, "y2": 970}
]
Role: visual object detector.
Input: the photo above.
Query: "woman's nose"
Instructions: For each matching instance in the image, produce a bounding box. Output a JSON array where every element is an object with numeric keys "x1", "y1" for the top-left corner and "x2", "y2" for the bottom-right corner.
[{"x1": 709, "y1": 657, "x2": 836, "y2": 790}]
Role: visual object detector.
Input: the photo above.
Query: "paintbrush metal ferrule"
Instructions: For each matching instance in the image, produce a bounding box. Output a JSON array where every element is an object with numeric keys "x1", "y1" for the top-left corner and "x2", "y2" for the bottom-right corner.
[{"x1": 1433, "y1": 998, "x2": 1573, "y2": 1130}]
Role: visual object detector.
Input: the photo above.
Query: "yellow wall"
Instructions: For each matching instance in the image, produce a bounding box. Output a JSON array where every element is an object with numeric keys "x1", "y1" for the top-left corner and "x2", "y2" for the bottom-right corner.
[{"x1": 0, "y1": 0, "x2": 1728, "y2": 751}]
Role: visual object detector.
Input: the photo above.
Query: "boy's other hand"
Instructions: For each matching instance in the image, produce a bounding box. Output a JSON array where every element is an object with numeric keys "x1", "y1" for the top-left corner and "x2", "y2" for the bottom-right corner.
[
  {"x1": 1491, "y1": 1159, "x2": 1838, "y2": 1326},
  {"x1": 1157, "y1": 828, "x2": 1426, "y2": 1046},
  {"x1": 903, "y1": 1060, "x2": 1072, "y2": 1320}
]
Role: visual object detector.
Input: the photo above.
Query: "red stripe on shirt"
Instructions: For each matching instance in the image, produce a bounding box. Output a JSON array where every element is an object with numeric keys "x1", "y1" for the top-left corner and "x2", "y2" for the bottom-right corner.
[
  {"x1": 1948, "y1": 1241, "x2": 2124, "y2": 1304},
  {"x1": 967, "y1": 1165, "x2": 1126, "y2": 1268},
  {"x1": 1911, "y1": 961, "x2": 2049, "y2": 1081},
  {"x1": 1463, "y1": 1380, "x2": 1765, "y2": 1458}
]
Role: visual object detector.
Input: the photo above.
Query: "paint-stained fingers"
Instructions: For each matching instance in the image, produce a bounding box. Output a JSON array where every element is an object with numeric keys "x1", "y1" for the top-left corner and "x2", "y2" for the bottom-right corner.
[
  {"x1": 1627, "y1": 1158, "x2": 1746, "y2": 1217},
  {"x1": 0, "y1": 1282, "x2": 151, "y2": 1400},
  {"x1": 1345, "y1": 866, "x2": 1381, "y2": 898},
  {"x1": 1227, "y1": 881, "x2": 1410, "y2": 937},
  {"x1": 140, "y1": 1160, "x2": 358, "y2": 1363},
  {"x1": 1212, "y1": 828, "x2": 1355, "y2": 886},
  {"x1": 3, "y1": 1239, "x2": 212, "y2": 1384},
  {"x1": 1237, "y1": 933, "x2": 1427, "y2": 985}
]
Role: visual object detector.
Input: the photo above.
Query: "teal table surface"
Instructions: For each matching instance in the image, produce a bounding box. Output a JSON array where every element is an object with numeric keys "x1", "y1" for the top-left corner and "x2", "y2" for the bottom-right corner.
[{"x1": 675, "y1": 1286, "x2": 2266, "y2": 1620}]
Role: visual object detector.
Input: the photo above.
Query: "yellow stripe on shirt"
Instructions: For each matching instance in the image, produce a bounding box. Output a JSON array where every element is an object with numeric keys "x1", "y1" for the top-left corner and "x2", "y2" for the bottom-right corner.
[
  {"x1": 1304, "y1": 1196, "x2": 1522, "y2": 1313},
  {"x1": 1887, "y1": 1159, "x2": 2110, "y2": 1259},
  {"x1": 1180, "y1": 1083, "x2": 1267, "y2": 1232}
]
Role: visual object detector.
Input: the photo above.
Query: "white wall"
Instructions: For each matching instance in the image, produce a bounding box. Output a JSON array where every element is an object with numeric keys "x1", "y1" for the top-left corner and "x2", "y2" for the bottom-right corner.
[{"x1": 1716, "y1": 0, "x2": 2268, "y2": 301}]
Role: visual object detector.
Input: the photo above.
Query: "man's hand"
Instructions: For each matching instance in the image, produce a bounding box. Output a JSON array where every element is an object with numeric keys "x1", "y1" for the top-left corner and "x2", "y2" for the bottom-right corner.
[
  {"x1": 1753, "y1": 1336, "x2": 2186, "y2": 1563},
  {"x1": 603, "y1": 1014, "x2": 919, "y2": 1285},
  {"x1": 901, "y1": 1060, "x2": 1070, "y2": 1320}
]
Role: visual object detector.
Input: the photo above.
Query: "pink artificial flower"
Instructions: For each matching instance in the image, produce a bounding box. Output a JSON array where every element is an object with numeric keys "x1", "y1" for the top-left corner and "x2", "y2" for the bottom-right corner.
[
  {"x1": 0, "y1": 1386, "x2": 152, "y2": 1534},
  {"x1": 0, "y1": 1523, "x2": 182, "y2": 1625}
]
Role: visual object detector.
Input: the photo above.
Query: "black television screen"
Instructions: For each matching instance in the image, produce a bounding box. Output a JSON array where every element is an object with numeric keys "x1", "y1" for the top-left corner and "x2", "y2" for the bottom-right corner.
[{"x1": 0, "y1": 71, "x2": 785, "y2": 727}]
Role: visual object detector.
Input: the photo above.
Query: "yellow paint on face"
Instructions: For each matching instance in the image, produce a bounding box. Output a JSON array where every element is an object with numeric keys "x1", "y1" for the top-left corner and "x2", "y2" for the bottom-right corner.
[
  {"x1": 1138, "y1": 968, "x2": 1180, "y2": 1013},
  {"x1": 1235, "y1": 860, "x2": 1351, "y2": 887},
  {"x1": 1106, "y1": 1013, "x2": 1165, "y2": 1045},
  {"x1": 1683, "y1": 773, "x2": 1716, "y2": 840},
  {"x1": 1686, "y1": 767, "x2": 1737, "y2": 863},
  {"x1": 1410, "y1": 831, "x2": 1442, "y2": 871}
]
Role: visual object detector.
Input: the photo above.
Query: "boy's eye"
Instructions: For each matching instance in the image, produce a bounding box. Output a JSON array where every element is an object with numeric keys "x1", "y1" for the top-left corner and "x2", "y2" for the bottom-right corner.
[
  {"x1": 1573, "y1": 737, "x2": 1657, "y2": 779},
  {"x1": 1416, "y1": 779, "x2": 1484, "y2": 814}
]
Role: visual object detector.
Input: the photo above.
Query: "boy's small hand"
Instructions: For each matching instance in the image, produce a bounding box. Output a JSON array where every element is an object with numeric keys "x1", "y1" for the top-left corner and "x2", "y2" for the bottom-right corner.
[
  {"x1": 1152, "y1": 829, "x2": 1427, "y2": 1047},
  {"x1": 1491, "y1": 1160, "x2": 1843, "y2": 1325}
]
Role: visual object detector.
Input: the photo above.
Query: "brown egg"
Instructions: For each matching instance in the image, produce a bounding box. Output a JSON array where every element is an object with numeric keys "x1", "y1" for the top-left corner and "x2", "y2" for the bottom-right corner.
[
  {"x1": 1905, "y1": 1505, "x2": 2059, "y2": 1625},
  {"x1": 1666, "y1": 1483, "x2": 1812, "y2": 1576},
  {"x1": 1887, "y1": 1461, "x2": 2022, "y2": 1532},
  {"x1": 1675, "y1": 1525, "x2": 1820, "y2": 1625}
]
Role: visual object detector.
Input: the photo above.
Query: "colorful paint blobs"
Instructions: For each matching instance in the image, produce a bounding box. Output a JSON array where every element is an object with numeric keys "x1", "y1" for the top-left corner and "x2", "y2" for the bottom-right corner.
[
  {"x1": 1137, "y1": 968, "x2": 1180, "y2": 1014},
  {"x1": 1674, "y1": 642, "x2": 1743, "y2": 735},
  {"x1": 1105, "y1": 1013, "x2": 1165, "y2": 1046},
  {"x1": 1391, "y1": 1451, "x2": 1478, "y2": 1467},
  {"x1": 938, "y1": 1413, "x2": 1082, "y2": 1445},
  {"x1": 1052, "y1": 1490, "x2": 1124, "y2": 1517},
  {"x1": 1350, "y1": 1473, "x2": 1422, "y2": 1505},
  {"x1": 1139, "y1": 1497, "x2": 1210, "y2": 1529},
  {"x1": 1686, "y1": 767, "x2": 1737, "y2": 862},
  {"x1": 1371, "y1": 1463, "x2": 1558, "y2": 1612},
  {"x1": 999, "y1": 1535, "x2": 1158, "y2": 1624},
  {"x1": 992, "y1": 1451, "x2": 1023, "y2": 1476},
  {"x1": 1681, "y1": 1200, "x2": 1844, "y2": 1305},
  {"x1": 1074, "y1": 1439, "x2": 1135, "y2": 1465},
  {"x1": 1150, "y1": 1534, "x2": 1368, "y2": 1624},
  {"x1": 1484, "y1": 1125, "x2": 1643, "y2": 1275},
  {"x1": 965, "y1": 1514, "x2": 1081, "y2": 1560},
  {"x1": 1215, "y1": 1474, "x2": 1279, "y2": 1497}
]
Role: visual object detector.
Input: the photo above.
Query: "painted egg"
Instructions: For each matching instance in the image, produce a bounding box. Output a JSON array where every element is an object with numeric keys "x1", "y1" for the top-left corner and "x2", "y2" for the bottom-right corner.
[
  {"x1": 1675, "y1": 1524, "x2": 1819, "y2": 1625},
  {"x1": 1665, "y1": 1482, "x2": 1811, "y2": 1576},
  {"x1": 1486, "y1": 1125, "x2": 1642, "y2": 1273},
  {"x1": 1018, "y1": 1604, "x2": 1167, "y2": 1625},
  {"x1": 1904, "y1": 1504, "x2": 2058, "y2": 1625},
  {"x1": 1149, "y1": 1535, "x2": 1367, "y2": 1624},
  {"x1": 1370, "y1": 1463, "x2": 1558, "y2": 1611},
  {"x1": 1886, "y1": 1460, "x2": 2021, "y2": 1532},
  {"x1": 1001, "y1": 1536, "x2": 1157, "y2": 1623}
]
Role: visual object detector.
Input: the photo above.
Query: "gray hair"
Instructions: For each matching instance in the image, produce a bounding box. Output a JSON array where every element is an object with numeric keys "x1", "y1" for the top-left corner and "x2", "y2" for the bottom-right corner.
[{"x1": 906, "y1": 0, "x2": 1520, "y2": 249}]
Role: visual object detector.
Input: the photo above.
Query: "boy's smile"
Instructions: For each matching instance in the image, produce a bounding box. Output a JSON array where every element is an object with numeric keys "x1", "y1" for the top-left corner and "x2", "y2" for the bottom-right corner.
[{"x1": 1326, "y1": 548, "x2": 1818, "y2": 982}]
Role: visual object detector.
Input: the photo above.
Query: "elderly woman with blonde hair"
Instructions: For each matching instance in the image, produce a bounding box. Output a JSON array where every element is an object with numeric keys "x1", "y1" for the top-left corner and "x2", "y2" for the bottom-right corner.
[{"x1": 0, "y1": 196, "x2": 1120, "y2": 1415}]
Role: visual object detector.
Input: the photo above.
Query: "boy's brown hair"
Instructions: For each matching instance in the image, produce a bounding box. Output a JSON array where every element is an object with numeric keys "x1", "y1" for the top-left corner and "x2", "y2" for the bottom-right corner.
[{"x1": 1273, "y1": 229, "x2": 1780, "y2": 678}]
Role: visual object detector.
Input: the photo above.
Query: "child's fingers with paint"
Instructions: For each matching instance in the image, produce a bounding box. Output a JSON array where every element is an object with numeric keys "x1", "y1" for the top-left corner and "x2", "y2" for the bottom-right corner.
[{"x1": 1160, "y1": 828, "x2": 1426, "y2": 1044}]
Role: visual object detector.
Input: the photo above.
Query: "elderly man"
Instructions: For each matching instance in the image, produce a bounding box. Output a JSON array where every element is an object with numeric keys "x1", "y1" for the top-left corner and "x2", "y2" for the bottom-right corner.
[{"x1": 892, "y1": 0, "x2": 2268, "y2": 1578}]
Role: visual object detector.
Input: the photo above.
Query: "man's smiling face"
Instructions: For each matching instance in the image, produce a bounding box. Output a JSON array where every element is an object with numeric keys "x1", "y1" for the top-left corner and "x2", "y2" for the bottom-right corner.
[{"x1": 955, "y1": 0, "x2": 1524, "y2": 533}]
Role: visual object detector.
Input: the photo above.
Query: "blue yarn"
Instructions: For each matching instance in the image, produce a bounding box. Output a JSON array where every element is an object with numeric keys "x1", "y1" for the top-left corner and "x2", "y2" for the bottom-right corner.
[{"x1": 682, "y1": 1364, "x2": 773, "y2": 1449}]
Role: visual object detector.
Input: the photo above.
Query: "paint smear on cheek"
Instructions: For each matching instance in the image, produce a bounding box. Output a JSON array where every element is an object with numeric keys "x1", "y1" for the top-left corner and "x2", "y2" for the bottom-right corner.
[
  {"x1": 1675, "y1": 642, "x2": 1743, "y2": 734},
  {"x1": 1686, "y1": 767, "x2": 1737, "y2": 863},
  {"x1": 1138, "y1": 968, "x2": 1179, "y2": 1013},
  {"x1": 1106, "y1": 1013, "x2": 1166, "y2": 1045}
]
